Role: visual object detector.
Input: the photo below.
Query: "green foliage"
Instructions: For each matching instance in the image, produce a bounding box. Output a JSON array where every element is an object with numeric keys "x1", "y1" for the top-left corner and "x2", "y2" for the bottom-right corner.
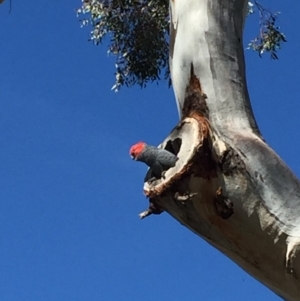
[
  {"x1": 77, "y1": 0, "x2": 169, "y2": 91},
  {"x1": 247, "y1": 1, "x2": 287, "y2": 60},
  {"x1": 77, "y1": 0, "x2": 286, "y2": 90}
]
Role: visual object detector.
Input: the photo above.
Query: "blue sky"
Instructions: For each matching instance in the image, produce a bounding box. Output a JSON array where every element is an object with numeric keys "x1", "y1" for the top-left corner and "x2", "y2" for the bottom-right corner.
[{"x1": 0, "y1": 1, "x2": 299, "y2": 300}]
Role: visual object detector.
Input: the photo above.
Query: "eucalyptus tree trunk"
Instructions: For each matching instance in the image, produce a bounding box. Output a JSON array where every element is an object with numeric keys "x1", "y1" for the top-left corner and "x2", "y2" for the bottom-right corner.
[{"x1": 140, "y1": 1, "x2": 300, "y2": 300}]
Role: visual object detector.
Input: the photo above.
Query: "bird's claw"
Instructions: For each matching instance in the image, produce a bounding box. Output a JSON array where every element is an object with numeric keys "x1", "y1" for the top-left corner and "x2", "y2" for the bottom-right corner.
[{"x1": 147, "y1": 177, "x2": 158, "y2": 185}]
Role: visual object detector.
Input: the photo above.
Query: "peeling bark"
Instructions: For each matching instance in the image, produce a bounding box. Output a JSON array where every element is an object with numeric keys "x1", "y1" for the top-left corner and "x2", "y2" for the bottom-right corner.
[{"x1": 140, "y1": 1, "x2": 300, "y2": 300}]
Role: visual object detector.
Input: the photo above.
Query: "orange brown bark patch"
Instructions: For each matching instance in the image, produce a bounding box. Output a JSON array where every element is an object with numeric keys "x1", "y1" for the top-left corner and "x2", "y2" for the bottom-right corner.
[{"x1": 182, "y1": 63, "x2": 209, "y2": 119}]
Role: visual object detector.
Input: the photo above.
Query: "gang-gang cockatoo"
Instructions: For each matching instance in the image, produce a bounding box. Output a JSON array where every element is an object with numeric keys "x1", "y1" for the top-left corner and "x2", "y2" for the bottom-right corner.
[{"x1": 129, "y1": 142, "x2": 179, "y2": 183}]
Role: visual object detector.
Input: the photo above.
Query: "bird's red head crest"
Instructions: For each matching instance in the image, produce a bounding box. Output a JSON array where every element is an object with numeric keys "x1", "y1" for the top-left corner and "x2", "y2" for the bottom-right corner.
[{"x1": 129, "y1": 142, "x2": 146, "y2": 160}]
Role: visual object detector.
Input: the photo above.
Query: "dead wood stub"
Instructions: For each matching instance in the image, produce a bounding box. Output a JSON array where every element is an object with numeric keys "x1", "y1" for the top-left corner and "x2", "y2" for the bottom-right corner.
[
  {"x1": 174, "y1": 192, "x2": 198, "y2": 202},
  {"x1": 142, "y1": 126, "x2": 223, "y2": 220}
]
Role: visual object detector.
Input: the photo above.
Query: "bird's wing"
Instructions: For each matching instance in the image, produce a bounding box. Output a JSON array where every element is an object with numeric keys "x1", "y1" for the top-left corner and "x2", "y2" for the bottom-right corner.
[{"x1": 156, "y1": 149, "x2": 178, "y2": 167}]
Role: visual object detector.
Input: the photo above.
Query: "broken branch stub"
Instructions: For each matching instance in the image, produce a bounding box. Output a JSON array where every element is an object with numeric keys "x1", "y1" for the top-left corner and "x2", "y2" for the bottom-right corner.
[
  {"x1": 143, "y1": 114, "x2": 209, "y2": 198},
  {"x1": 142, "y1": 113, "x2": 231, "y2": 221}
]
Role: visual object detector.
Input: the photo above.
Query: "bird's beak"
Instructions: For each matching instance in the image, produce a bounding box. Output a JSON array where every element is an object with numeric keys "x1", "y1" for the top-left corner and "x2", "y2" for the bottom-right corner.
[{"x1": 131, "y1": 155, "x2": 135, "y2": 160}]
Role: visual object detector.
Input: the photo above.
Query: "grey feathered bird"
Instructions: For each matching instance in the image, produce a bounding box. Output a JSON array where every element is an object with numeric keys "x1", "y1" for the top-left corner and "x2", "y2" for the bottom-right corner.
[{"x1": 129, "y1": 141, "x2": 178, "y2": 182}]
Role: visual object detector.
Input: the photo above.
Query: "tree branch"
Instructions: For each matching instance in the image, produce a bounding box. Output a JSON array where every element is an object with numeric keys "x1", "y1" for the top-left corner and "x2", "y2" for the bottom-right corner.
[{"x1": 141, "y1": 1, "x2": 300, "y2": 300}]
